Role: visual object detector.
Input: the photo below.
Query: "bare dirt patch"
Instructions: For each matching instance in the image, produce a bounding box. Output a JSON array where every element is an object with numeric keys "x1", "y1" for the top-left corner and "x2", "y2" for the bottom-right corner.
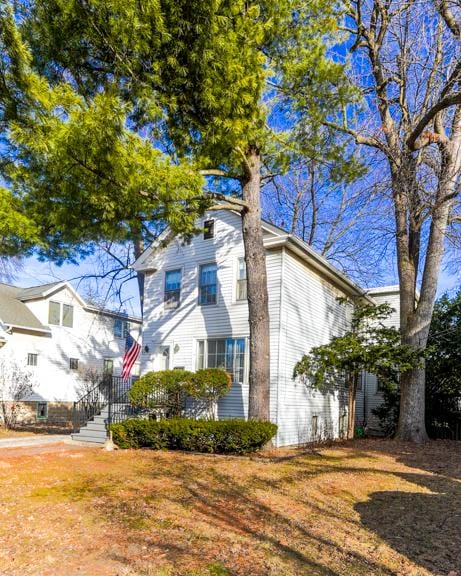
[{"x1": 0, "y1": 439, "x2": 459, "y2": 576}]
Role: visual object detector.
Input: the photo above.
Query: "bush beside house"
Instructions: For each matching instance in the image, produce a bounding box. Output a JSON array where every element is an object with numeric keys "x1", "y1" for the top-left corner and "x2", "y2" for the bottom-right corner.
[{"x1": 110, "y1": 418, "x2": 277, "y2": 454}]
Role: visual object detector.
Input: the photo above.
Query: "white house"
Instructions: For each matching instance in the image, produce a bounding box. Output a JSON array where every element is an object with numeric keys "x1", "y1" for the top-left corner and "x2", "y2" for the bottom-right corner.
[
  {"x1": 133, "y1": 209, "x2": 395, "y2": 447},
  {"x1": 0, "y1": 281, "x2": 141, "y2": 424},
  {"x1": 355, "y1": 285, "x2": 401, "y2": 434}
]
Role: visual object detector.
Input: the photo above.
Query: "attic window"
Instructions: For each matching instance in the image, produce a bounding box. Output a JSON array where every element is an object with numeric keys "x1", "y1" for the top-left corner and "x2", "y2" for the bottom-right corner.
[{"x1": 203, "y1": 220, "x2": 215, "y2": 240}]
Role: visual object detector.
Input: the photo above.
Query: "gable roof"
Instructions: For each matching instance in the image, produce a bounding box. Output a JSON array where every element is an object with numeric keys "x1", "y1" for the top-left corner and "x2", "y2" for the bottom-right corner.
[
  {"x1": 132, "y1": 210, "x2": 374, "y2": 303},
  {"x1": 0, "y1": 281, "x2": 142, "y2": 333},
  {"x1": 0, "y1": 284, "x2": 51, "y2": 334}
]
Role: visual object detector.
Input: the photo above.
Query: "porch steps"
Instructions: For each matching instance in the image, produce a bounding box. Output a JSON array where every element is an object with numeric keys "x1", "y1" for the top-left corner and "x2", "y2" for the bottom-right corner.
[{"x1": 71, "y1": 406, "x2": 109, "y2": 444}]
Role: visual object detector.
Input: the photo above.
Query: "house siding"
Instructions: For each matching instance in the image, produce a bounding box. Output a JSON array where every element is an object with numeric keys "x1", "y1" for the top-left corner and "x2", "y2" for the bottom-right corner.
[
  {"x1": 356, "y1": 287, "x2": 401, "y2": 433},
  {"x1": 140, "y1": 210, "x2": 283, "y2": 420},
  {"x1": 0, "y1": 285, "x2": 141, "y2": 404},
  {"x1": 275, "y1": 249, "x2": 351, "y2": 446}
]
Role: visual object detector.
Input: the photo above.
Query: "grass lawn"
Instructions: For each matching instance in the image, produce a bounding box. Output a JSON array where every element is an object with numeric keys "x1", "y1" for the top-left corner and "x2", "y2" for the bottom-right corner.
[{"x1": 0, "y1": 439, "x2": 459, "y2": 576}]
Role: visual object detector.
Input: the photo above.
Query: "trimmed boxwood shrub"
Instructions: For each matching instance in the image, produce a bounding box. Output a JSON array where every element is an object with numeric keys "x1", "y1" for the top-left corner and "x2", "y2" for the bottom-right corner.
[
  {"x1": 128, "y1": 369, "x2": 193, "y2": 417},
  {"x1": 110, "y1": 418, "x2": 277, "y2": 454}
]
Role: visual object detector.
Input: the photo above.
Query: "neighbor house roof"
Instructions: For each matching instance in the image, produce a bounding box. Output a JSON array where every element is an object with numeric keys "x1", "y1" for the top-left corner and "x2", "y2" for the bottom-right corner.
[
  {"x1": 0, "y1": 284, "x2": 51, "y2": 334},
  {"x1": 0, "y1": 281, "x2": 142, "y2": 334}
]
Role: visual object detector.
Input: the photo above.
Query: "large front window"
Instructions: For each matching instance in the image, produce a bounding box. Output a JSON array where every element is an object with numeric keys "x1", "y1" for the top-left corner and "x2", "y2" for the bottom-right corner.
[
  {"x1": 197, "y1": 338, "x2": 245, "y2": 384},
  {"x1": 199, "y1": 263, "x2": 217, "y2": 305}
]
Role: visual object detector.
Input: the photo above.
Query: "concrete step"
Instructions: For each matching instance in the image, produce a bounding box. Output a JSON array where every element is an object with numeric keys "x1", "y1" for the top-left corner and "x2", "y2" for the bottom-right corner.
[
  {"x1": 74, "y1": 428, "x2": 107, "y2": 441},
  {"x1": 84, "y1": 421, "x2": 107, "y2": 432},
  {"x1": 71, "y1": 433, "x2": 106, "y2": 444}
]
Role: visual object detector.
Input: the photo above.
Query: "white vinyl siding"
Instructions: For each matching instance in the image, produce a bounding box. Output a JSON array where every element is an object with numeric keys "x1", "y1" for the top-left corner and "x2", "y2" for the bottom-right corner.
[{"x1": 275, "y1": 249, "x2": 351, "y2": 446}]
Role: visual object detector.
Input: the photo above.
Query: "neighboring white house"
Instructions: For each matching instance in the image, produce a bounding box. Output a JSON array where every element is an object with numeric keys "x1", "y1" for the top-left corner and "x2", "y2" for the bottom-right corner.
[
  {"x1": 0, "y1": 281, "x2": 141, "y2": 424},
  {"x1": 133, "y1": 209, "x2": 397, "y2": 447},
  {"x1": 355, "y1": 285, "x2": 401, "y2": 434}
]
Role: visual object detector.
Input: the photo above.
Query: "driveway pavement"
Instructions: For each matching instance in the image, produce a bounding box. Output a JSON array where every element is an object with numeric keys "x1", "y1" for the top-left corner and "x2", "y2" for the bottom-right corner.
[{"x1": 0, "y1": 434, "x2": 71, "y2": 449}]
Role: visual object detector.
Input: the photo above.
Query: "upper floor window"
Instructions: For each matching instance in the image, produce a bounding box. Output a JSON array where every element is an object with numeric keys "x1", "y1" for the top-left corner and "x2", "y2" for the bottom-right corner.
[
  {"x1": 164, "y1": 269, "x2": 182, "y2": 309},
  {"x1": 48, "y1": 301, "x2": 74, "y2": 328},
  {"x1": 199, "y1": 263, "x2": 217, "y2": 305},
  {"x1": 27, "y1": 353, "x2": 38, "y2": 367},
  {"x1": 114, "y1": 318, "x2": 129, "y2": 339},
  {"x1": 203, "y1": 219, "x2": 215, "y2": 240},
  {"x1": 69, "y1": 358, "x2": 79, "y2": 371},
  {"x1": 236, "y1": 257, "x2": 247, "y2": 301},
  {"x1": 48, "y1": 301, "x2": 61, "y2": 325},
  {"x1": 62, "y1": 304, "x2": 74, "y2": 328}
]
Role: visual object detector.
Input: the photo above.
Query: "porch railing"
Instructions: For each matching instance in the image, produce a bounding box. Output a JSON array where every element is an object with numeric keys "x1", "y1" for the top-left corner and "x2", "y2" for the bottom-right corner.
[{"x1": 72, "y1": 375, "x2": 138, "y2": 433}]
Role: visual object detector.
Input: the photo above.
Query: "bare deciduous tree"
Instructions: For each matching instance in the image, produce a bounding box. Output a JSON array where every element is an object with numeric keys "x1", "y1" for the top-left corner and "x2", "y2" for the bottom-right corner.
[
  {"x1": 0, "y1": 359, "x2": 34, "y2": 429},
  {"x1": 315, "y1": 0, "x2": 461, "y2": 441}
]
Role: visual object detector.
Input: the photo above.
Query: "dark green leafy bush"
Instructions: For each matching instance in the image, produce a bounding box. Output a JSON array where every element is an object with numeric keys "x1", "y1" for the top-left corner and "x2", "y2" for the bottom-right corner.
[
  {"x1": 185, "y1": 369, "x2": 232, "y2": 419},
  {"x1": 128, "y1": 369, "x2": 193, "y2": 416},
  {"x1": 110, "y1": 418, "x2": 277, "y2": 454},
  {"x1": 128, "y1": 368, "x2": 231, "y2": 418}
]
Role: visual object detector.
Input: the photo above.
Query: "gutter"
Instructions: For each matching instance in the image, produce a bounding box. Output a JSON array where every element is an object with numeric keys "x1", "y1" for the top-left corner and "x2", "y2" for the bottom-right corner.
[{"x1": 263, "y1": 235, "x2": 375, "y2": 304}]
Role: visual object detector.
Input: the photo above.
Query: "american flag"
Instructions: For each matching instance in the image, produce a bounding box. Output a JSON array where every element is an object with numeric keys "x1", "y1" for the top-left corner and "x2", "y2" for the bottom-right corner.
[{"x1": 121, "y1": 333, "x2": 141, "y2": 382}]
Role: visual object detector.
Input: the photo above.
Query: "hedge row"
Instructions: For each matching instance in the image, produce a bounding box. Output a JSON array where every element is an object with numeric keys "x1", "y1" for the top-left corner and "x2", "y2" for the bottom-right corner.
[{"x1": 110, "y1": 418, "x2": 277, "y2": 454}]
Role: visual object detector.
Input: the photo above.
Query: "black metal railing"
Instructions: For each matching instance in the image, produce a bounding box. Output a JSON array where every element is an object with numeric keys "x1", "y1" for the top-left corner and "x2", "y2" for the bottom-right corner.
[
  {"x1": 428, "y1": 415, "x2": 461, "y2": 440},
  {"x1": 72, "y1": 375, "x2": 138, "y2": 433}
]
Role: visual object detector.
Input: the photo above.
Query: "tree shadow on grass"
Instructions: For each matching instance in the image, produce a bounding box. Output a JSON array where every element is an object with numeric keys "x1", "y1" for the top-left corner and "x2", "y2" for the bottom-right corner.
[
  {"x1": 68, "y1": 455, "x2": 399, "y2": 576},
  {"x1": 354, "y1": 440, "x2": 461, "y2": 575}
]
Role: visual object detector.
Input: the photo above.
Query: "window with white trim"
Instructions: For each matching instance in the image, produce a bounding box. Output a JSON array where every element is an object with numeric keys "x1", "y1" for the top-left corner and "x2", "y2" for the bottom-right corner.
[
  {"x1": 48, "y1": 301, "x2": 60, "y2": 325},
  {"x1": 164, "y1": 269, "x2": 182, "y2": 309},
  {"x1": 114, "y1": 318, "x2": 129, "y2": 339},
  {"x1": 196, "y1": 338, "x2": 245, "y2": 384},
  {"x1": 203, "y1": 219, "x2": 215, "y2": 239},
  {"x1": 103, "y1": 358, "x2": 114, "y2": 374},
  {"x1": 69, "y1": 358, "x2": 79, "y2": 371},
  {"x1": 236, "y1": 257, "x2": 247, "y2": 301},
  {"x1": 27, "y1": 353, "x2": 38, "y2": 367},
  {"x1": 199, "y1": 263, "x2": 217, "y2": 306}
]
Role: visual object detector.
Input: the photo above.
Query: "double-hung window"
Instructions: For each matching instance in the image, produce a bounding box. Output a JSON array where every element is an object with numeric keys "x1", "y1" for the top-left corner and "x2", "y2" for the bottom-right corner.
[
  {"x1": 164, "y1": 269, "x2": 182, "y2": 309},
  {"x1": 199, "y1": 263, "x2": 217, "y2": 305},
  {"x1": 27, "y1": 353, "x2": 38, "y2": 367},
  {"x1": 114, "y1": 318, "x2": 129, "y2": 339},
  {"x1": 196, "y1": 338, "x2": 245, "y2": 384},
  {"x1": 236, "y1": 257, "x2": 247, "y2": 301}
]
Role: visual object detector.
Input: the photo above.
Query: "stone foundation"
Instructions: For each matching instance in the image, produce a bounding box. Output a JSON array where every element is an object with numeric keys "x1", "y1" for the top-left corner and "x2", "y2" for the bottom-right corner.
[{"x1": 1, "y1": 401, "x2": 73, "y2": 426}]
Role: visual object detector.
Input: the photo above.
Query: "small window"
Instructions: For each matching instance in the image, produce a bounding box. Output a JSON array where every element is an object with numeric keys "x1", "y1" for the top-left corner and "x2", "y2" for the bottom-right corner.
[
  {"x1": 37, "y1": 402, "x2": 48, "y2": 420},
  {"x1": 376, "y1": 377, "x2": 384, "y2": 393},
  {"x1": 27, "y1": 353, "x2": 38, "y2": 367},
  {"x1": 203, "y1": 219, "x2": 215, "y2": 240},
  {"x1": 103, "y1": 358, "x2": 114, "y2": 375},
  {"x1": 69, "y1": 358, "x2": 79, "y2": 371},
  {"x1": 114, "y1": 319, "x2": 129, "y2": 339},
  {"x1": 236, "y1": 257, "x2": 247, "y2": 301},
  {"x1": 199, "y1": 263, "x2": 217, "y2": 305},
  {"x1": 357, "y1": 373, "x2": 363, "y2": 391},
  {"x1": 164, "y1": 269, "x2": 182, "y2": 309},
  {"x1": 48, "y1": 301, "x2": 60, "y2": 325},
  {"x1": 62, "y1": 304, "x2": 74, "y2": 328}
]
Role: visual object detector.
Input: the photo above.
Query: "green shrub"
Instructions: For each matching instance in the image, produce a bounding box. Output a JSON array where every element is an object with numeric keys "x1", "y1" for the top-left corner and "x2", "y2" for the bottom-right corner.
[
  {"x1": 128, "y1": 369, "x2": 193, "y2": 417},
  {"x1": 128, "y1": 368, "x2": 232, "y2": 418},
  {"x1": 185, "y1": 369, "x2": 232, "y2": 419},
  {"x1": 110, "y1": 418, "x2": 277, "y2": 454}
]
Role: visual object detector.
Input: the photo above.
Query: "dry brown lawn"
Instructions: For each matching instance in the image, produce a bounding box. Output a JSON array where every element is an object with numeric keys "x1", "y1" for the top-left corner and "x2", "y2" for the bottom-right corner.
[{"x1": 0, "y1": 439, "x2": 459, "y2": 576}]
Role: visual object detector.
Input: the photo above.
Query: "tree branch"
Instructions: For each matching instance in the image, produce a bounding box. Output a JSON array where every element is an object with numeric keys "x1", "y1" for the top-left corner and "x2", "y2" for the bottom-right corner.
[{"x1": 408, "y1": 93, "x2": 461, "y2": 150}]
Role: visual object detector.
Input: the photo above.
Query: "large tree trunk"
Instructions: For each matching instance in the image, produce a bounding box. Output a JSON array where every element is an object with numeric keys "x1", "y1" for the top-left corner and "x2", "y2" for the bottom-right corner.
[
  {"x1": 241, "y1": 146, "x2": 271, "y2": 421},
  {"x1": 132, "y1": 233, "x2": 145, "y2": 316}
]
